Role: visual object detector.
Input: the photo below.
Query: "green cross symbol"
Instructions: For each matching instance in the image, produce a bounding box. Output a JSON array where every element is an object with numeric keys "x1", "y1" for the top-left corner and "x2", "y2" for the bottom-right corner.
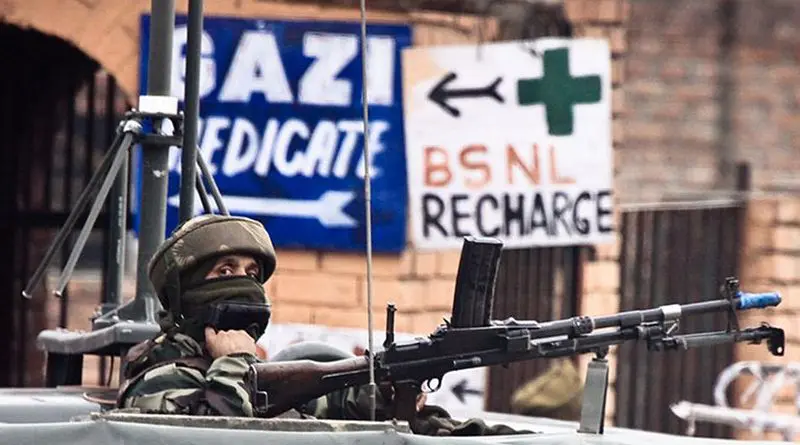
[{"x1": 517, "y1": 48, "x2": 602, "y2": 136}]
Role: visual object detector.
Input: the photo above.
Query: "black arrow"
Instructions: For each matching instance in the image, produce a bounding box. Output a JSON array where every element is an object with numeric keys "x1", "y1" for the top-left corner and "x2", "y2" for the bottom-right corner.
[
  {"x1": 427, "y1": 72, "x2": 504, "y2": 118},
  {"x1": 451, "y1": 378, "x2": 484, "y2": 404}
]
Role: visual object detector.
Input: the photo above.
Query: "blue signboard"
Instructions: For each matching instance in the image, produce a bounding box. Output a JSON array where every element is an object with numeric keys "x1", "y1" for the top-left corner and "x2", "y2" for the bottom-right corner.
[{"x1": 135, "y1": 15, "x2": 412, "y2": 252}]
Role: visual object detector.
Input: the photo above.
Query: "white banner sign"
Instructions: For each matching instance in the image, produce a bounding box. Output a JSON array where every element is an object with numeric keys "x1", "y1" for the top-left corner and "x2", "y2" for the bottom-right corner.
[
  {"x1": 402, "y1": 38, "x2": 614, "y2": 250},
  {"x1": 257, "y1": 323, "x2": 488, "y2": 415}
]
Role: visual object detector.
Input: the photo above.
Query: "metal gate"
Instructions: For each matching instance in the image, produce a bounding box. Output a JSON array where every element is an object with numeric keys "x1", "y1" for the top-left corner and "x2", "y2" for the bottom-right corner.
[
  {"x1": 614, "y1": 201, "x2": 745, "y2": 438},
  {"x1": 0, "y1": 24, "x2": 131, "y2": 387},
  {"x1": 486, "y1": 246, "x2": 587, "y2": 413}
]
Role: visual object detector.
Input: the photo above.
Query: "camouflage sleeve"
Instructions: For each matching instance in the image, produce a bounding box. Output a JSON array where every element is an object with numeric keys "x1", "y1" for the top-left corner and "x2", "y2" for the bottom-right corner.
[{"x1": 119, "y1": 353, "x2": 259, "y2": 416}]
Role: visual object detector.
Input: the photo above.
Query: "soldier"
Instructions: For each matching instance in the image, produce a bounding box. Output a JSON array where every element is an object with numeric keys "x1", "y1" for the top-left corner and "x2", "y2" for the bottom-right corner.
[
  {"x1": 116, "y1": 214, "x2": 531, "y2": 435},
  {"x1": 116, "y1": 214, "x2": 276, "y2": 416}
]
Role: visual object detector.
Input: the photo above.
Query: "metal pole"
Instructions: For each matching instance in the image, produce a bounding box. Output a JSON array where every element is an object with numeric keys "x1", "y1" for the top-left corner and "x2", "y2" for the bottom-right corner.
[
  {"x1": 715, "y1": 0, "x2": 737, "y2": 191},
  {"x1": 135, "y1": 0, "x2": 175, "y2": 314},
  {"x1": 179, "y1": 0, "x2": 203, "y2": 223},
  {"x1": 104, "y1": 146, "x2": 129, "y2": 307},
  {"x1": 357, "y1": 0, "x2": 377, "y2": 421}
]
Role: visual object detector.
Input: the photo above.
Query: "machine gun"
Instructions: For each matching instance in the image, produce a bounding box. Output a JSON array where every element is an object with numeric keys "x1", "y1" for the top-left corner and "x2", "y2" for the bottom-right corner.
[{"x1": 244, "y1": 236, "x2": 785, "y2": 428}]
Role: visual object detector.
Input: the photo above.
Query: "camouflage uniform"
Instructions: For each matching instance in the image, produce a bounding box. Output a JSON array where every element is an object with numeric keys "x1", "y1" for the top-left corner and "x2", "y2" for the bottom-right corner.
[
  {"x1": 116, "y1": 214, "x2": 532, "y2": 435},
  {"x1": 116, "y1": 214, "x2": 276, "y2": 416}
]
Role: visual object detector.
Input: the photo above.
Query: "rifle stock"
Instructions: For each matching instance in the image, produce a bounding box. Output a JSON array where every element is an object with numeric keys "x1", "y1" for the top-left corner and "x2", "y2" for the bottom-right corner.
[{"x1": 247, "y1": 356, "x2": 371, "y2": 417}]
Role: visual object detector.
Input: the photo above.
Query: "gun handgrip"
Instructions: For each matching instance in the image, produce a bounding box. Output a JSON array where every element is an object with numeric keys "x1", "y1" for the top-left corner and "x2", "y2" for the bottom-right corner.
[{"x1": 736, "y1": 291, "x2": 781, "y2": 310}]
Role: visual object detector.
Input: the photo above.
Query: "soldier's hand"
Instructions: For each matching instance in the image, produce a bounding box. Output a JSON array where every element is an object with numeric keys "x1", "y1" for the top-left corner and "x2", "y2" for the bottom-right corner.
[{"x1": 205, "y1": 327, "x2": 258, "y2": 358}]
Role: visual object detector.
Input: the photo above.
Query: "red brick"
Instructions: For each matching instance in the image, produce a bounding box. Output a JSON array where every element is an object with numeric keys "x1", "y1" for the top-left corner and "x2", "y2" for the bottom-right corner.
[
  {"x1": 620, "y1": 0, "x2": 631, "y2": 21},
  {"x1": 776, "y1": 200, "x2": 800, "y2": 225},
  {"x1": 360, "y1": 278, "x2": 426, "y2": 312},
  {"x1": 274, "y1": 249, "x2": 319, "y2": 272},
  {"x1": 743, "y1": 224, "x2": 776, "y2": 254},
  {"x1": 311, "y1": 306, "x2": 414, "y2": 332},
  {"x1": 424, "y1": 278, "x2": 456, "y2": 311},
  {"x1": 582, "y1": 25, "x2": 607, "y2": 40},
  {"x1": 773, "y1": 226, "x2": 800, "y2": 253},
  {"x1": 319, "y1": 252, "x2": 413, "y2": 277},
  {"x1": 609, "y1": 28, "x2": 626, "y2": 55},
  {"x1": 612, "y1": 119, "x2": 625, "y2": 146},
  {"x1": 413, "y1": 251, "x2": 437, "y2": 277},
  {"x1": 269, "y1": 303, "x2": 314, "y2": 324},
  {"x1": 270, "y1": 271, "x2": 360, "y2": 308},
  {"x1": 564, "y1": 0, "x2": 590, "y2": 23},
  {"x1": 435, "y1": 250, "x2": 462, "y2": 278},
  {"x1": 582, "y1": 261, "x2": 620, "y2": 293},
  {"x1": 773, "y1": 255, "x2": 800, "y2": 284},
  {"x1": 411, "y1": 311, "x2": 451, "y2": 334},
  {"x1": 595, "y1": 233, "x2": 621, "y2": 260},
  {"x1": 581, "y1": 292, "x2": 620, "y2": 317},
  {"x1": 612, "y1": 87, "x2": 626, "y2": 116},
  {"x1": 598, "y1": 0, "x2": 622, "y2": 23}
]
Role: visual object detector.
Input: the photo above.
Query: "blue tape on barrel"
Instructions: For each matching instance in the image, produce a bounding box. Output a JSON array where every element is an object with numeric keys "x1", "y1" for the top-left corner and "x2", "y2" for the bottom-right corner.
[{"x1": 736, "y1": 291, "x2": 781, "y2": 310}]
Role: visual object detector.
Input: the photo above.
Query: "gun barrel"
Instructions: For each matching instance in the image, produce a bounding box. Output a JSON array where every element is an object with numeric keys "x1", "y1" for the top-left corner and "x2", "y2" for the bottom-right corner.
[{"x1": 528, "y1": 292, "x2": 780, "y2": 340}]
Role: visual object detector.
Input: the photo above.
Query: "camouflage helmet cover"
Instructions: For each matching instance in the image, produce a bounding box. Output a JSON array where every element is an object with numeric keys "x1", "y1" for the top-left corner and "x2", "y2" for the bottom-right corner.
[{"x1": 148, "y1": 214, "x2": 277, "y2": 299}]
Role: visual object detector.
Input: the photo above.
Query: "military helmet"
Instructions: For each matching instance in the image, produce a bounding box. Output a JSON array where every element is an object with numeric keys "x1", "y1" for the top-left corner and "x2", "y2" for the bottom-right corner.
[{"x1": 148, "y1": 214, "x2": 277, "y2": 301}]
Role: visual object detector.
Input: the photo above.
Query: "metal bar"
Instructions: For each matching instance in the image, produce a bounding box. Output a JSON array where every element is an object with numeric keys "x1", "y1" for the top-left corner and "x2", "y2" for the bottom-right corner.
[
  {"x1": 60, "y1": 80, "x2": 77, "y2": 329},
  {"x1": 195, "y1": 169, "x2": 212, "y2": 213},
  {"x1": 356, "y1": 0, "x2": 377, "y2": 421},
  {"x1": 105, "y1": 148, "x2": 129, "y2": 308},
  {"x1": 196, "y1": 150, "x2": 228, "y2": 215},
  {"x1": 134, "y1": 0, "x2": 176, "y2": 313},
  {"x1": 99, "y1": 75, "x2": 108, "y2": 381},
  {"x1": 21, "y1": 127, "x2": 125, "y2": 300},
  {"x1": 650, "y1": 210, "x2": 669, "y2": 433},
  {"x1": 715, "y1": 0, "x2": 738, "y2": 189},
  {"x1": 632, "y1": 211, "x2": 653, "y2": 430},
  {"x1": 619, "y1": 199, "x2": 741, "y2": 212},
  {"x1": 179, "y1": 0, "x2": 204, "y2": 223},
  {"x1": 105, "y1": 77, "x2": 127, "y2": 309},
  {"x1": 54, "y1": 132, "x2": 135, "y2": 297},
  {"x1": 682, "y1": 210, "x2": 704, "y2": 436}
]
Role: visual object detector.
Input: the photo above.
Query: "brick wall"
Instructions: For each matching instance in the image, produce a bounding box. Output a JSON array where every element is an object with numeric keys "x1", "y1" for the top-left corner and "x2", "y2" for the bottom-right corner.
[
  {"x1": 623, "y1": 0, "x2": 800, "y2": 203},
  {"x1": 564, "y1": 0, "x2": 628, "y2": 426},
  {"x1": 8, "y1": 0, "x2": 628, "y2": 423},
  {"x1": 735, "y1": 197, "x2": 800, "y2": 441}
]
